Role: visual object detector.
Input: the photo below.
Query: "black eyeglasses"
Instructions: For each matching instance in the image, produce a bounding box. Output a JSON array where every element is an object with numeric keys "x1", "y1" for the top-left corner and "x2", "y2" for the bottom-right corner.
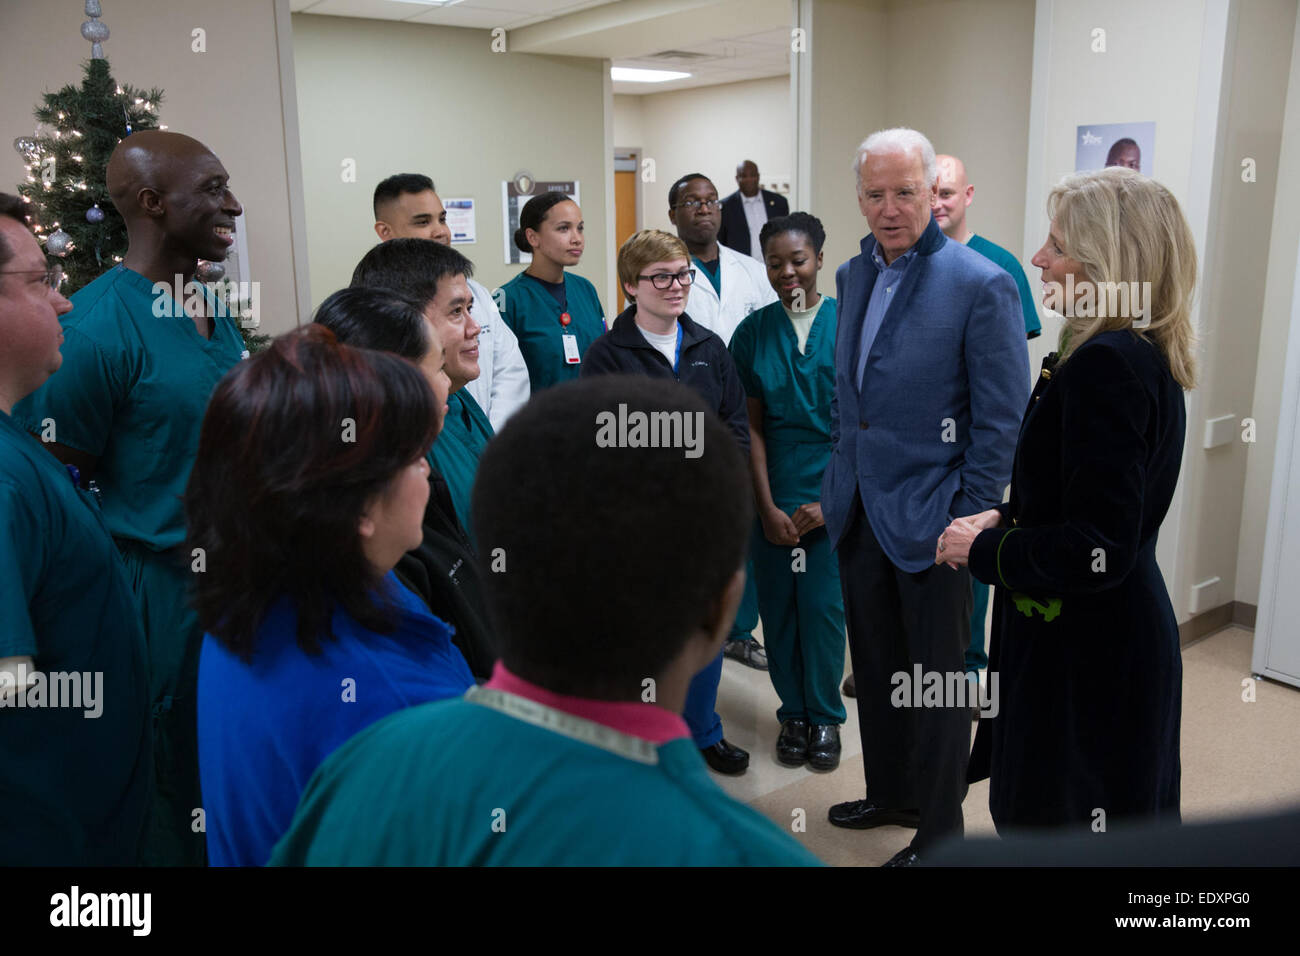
[
  {"x1": 637, "y1": 269, "x2": 696, "y2": 290},
  {"x1": 673, "y1": 199, "x2": 722, "y2": 211},
  {"x1": 0, "y1": 266, "x2": 65, "y2": 290}
]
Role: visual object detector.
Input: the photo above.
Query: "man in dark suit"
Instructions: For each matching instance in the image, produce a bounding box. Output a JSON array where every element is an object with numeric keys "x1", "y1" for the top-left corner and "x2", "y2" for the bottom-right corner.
[
  {"x1": 718, "y1": 160, "x2": 789, "y2": 260},
  {"x1": 821, "y1": 128, "x2": 1029, "y2": 866}
]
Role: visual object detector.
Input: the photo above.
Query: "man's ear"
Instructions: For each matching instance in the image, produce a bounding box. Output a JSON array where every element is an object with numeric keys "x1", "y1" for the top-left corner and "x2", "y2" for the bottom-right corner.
[
  {"x1": 374, "y1": 221, "x2": 393, "y2": 241},
  {"x1": 668, "y1": 207, "x2": 678, "y2": 228},
  {"x1": 138, "y1": 186, "x2": 165, "y2": 219},
  {"x1": 357, "y1": 512, "x2": 376, "y2": 540},
  {"x1": 622, "y1": 282, "x2": 638, "y2": 303}
]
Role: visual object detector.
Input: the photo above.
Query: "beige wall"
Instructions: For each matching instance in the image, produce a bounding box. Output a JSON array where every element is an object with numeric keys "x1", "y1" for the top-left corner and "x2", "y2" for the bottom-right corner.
[
  {"x1": 292, "y1": 14, "x2": 610, "y2": 313},
  {"x1": 805, "y1": 0, "x2": 890, "y2": 276},
  {"x1": 1239, "y1": 4, "x2": 1300, "y2": 604},
  {"x1": 803, "y1": 0, "x2": 1036, "y2": 280},
  {"x1": 613, "y1": 75, "x2": 792, "y2": 234},
  {"x1": 1195, "y1": 0, "x2": 1296, "y2": 609},
  {"x1": 0, "y1": 0, "x2": 305, "y2": 335}
]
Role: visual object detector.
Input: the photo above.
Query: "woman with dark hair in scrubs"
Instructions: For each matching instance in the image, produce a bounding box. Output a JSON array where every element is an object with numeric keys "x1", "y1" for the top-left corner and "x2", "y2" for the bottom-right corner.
[
  {"x1": 190, "y1": 326, "x2": 474, "y2": 866},
  {"x1": 499, "y1": 193, "x2": 605, "y2": 391},
  {"x1": 729, "y1": 212, "x2": 846, "y2": 772}
]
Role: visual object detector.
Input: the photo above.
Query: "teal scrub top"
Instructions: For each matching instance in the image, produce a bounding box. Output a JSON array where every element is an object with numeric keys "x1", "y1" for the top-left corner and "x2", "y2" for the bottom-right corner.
[
  {"x1": 269, "y1": 688, "x2": 821, "y2": 866},
  {"x1": 967, "y1": 234, "x2": 1042, "y2": 338},
  {"x1": 12, "y1": 266, "x2": 245, "y2": 550},
  {"x1": 427, "y1": 389, "x2": 494, "y2": 545},
  {"x1": 499, "y1": 272, "x2": 605, "y2": 392},
  {"x1": 693, "y1": 256, "x2": 722, "y2": 295},
  {"x1": 729, "y1": 297, "x2": 838, "y2": 509},
  {"x1": 0, "y1": 411, "x2": 151, "y2": 865}
]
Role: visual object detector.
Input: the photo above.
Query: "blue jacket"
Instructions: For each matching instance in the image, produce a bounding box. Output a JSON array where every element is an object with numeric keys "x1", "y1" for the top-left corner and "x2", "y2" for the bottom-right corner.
[{"x1": 821, "y1": 216, "x2": 1030, "y2": 571}]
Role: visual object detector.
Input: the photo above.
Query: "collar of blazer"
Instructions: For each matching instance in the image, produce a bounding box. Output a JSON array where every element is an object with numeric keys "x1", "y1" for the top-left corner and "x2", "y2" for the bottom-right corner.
[{"x1": 860, "y1": 213, "x2": 947, "y2": 263}]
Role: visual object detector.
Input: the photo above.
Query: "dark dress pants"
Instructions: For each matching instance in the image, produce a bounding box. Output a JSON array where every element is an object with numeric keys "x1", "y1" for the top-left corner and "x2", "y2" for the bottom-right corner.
[{"x1": 839, "y1": 499, "x2": 972, "y2": 851}]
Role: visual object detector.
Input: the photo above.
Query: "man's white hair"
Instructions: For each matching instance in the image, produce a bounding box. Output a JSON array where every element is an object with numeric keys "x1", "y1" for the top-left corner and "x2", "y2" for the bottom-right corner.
[{"x1": 854, "y1": 128, "x2": 937, "y2": 188}]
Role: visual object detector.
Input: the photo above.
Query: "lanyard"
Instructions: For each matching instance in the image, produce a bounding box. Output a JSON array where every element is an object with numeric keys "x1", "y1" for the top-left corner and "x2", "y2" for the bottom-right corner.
[{"x1": 672, "y1": 323, "x2": 683, "y2": 374}]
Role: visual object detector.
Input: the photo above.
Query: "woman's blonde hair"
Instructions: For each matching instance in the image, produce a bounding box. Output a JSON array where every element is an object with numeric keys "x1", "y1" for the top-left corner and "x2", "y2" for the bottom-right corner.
[
  {"x1": 617, "y1": 229, "x2": 690, "y2": 301},
  {"x1": 1047, "y1": 168, "x2": 1198, "y2": 388}
]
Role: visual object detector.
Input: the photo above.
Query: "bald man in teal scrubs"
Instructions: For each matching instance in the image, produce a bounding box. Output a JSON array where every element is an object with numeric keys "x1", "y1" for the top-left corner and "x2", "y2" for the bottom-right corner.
[{"x1": 13, "y1": 132, "x2": 245, "y2": 865}]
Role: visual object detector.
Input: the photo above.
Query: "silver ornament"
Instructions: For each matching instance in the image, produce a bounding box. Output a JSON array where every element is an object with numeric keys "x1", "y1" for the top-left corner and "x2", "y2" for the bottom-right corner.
[
  {"x1": 85, "y1": 0, "x2": 102, "y2": 16},
  {"x1": 45, "y1": 228, "x2": 74, "y2": 256},
  {"x1": 81, "y1": 20, "x2": 109, "y2": 42},
  {"x1": 195, "y1": 259, "x2": 225, "y2": 282},
  {"x1": 86, "y1": 204, "x2": 105, "y2": 223}
]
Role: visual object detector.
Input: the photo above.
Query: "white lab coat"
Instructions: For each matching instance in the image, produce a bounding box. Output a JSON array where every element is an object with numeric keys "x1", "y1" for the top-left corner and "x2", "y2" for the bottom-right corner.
[
  {"x1": 465, "y1": 277, "x2": 531, "y2": 431},
  {"x1": 684, "y1": 243, "x2": 778, "y2": 345}
]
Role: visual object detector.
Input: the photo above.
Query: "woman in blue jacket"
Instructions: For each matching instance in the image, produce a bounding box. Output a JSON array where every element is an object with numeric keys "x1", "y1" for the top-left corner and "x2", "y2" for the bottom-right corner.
[{"x1": 189, "y1": 326, "x2": 474, "y2": 866}]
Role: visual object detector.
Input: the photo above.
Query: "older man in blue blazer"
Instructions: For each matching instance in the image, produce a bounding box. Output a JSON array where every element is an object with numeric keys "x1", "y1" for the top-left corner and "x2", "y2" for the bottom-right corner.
[{"x1": 822, "y1": 128, "x2": 1029, "y2": 866}]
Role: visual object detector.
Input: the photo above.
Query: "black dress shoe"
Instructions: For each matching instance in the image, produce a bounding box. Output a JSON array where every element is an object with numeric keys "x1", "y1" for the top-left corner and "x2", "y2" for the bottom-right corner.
[
  {"x1": 827, "y1": 798, "x2": 921, "y2": 830},
  {"x1": 700, "y1": 738, "x2": 749, "y2": 774},
  {"x1": 724, "y1": 637, "x2": 768, "y2": 671},
  {"x1": 882, "y1": 845, "x2": 919, "y2": 867},
  {"x1": 841, "y1": 673, "x2": 856, "y2": 698},
  {"x1": 807, "y1": 724, "x2": 841, "y2": 771},
  {"x1": 776, "y1": 719, "x2": 809, "y2": 766}
]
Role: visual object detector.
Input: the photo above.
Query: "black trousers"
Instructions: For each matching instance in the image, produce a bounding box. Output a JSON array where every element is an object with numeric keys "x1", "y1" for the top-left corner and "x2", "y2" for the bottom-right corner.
[{"x1": 839, "y1": 499, "x2": 972, "y2": 850}]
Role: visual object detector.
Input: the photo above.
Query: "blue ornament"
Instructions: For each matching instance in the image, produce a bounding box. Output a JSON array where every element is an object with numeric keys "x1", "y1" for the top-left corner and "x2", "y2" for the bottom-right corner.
[{"x1": 86, "y1": 203, "x2": 104, "y2": 223}]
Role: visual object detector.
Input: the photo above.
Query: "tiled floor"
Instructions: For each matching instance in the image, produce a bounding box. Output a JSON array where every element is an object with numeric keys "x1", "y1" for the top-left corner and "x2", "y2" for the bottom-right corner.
[{"x1": 710, "y1": 626, "x2": 1300, "y2": 866}]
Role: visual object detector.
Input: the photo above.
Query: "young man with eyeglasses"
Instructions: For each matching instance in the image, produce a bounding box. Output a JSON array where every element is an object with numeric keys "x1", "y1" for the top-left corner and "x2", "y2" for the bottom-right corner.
[
  {"x1": 581, "y1": 229, "x2": 753, "y2": 775},
  {"x1": 0, "y1": 192, "x2": 152, "y2": 864},
  {"x1": 669, "y1": 173, "x2": 777, "y2": 673}
]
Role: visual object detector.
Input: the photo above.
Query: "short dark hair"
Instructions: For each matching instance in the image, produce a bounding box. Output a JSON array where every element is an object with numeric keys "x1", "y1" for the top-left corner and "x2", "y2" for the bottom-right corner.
[
  {"x1": 350, "y1": 238, "x2": 473, "y2": 310},
  {"x1": 668, "y1": 173, "x2": 712, "y2": 208},
  {"x1": 186, "y1": 325, "x2": 440, "y2": 661},
  {"x1": 513, "y1": 191, "x2": 573, "y2": 254},
  {"x1": 0, "y1": 192, "x2": 33, "y2": 271},
  {"x1": 760, "y1": 211, "x2": 826, "y2": 255},
  {"x1": 472, "y1": 376, "x2": 752, "y2": 698},
  {"x1": 373, "y1": 173, "x2": 435, "y2": 220},
  {"x1": 1105, "y1": 138, "x2": 1139, "y2": 164},
  {"x1": 312, "y1": 286, "x2": 430, "y2": 361}
]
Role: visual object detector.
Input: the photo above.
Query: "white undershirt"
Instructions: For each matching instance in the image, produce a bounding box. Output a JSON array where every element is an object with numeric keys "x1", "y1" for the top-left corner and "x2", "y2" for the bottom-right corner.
[
  {"x1": 782, "y1": 296, "x2": 822, "y2": 354},
  {"x1": 638, "y1": 323, "x2": 679, "y2": 368},
  {"x1": 742, "y1": 193, "x2": 767, "y2": 260}
]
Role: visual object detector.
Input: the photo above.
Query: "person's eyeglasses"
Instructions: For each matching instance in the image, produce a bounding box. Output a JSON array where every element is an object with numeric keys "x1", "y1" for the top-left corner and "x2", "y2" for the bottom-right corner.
[
  {"x1": 0, "y1": 266, "x2": 65, "y2": 290},
  {"x1": 638, "y1": 269, "x2": 696, "y2": 290},
  {"x1": 673, "y1": 199, "x2": 721, "y2": 211}
]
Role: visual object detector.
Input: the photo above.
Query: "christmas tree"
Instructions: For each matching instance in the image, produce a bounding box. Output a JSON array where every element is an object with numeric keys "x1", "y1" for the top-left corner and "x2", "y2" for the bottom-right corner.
[{"x1": 15, "y1": 57, "x2": 161, "y2": 293}]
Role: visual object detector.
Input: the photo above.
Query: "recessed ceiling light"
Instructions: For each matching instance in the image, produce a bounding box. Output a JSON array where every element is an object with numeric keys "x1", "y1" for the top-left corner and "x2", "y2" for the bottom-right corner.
[{"x1": 611, "y1": 67, "x2": 692, "y2": 83}]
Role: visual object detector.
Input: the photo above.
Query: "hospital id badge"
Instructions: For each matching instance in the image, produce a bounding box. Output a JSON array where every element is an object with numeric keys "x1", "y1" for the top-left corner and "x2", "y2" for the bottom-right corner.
[{"x1": 562, "y1": 333, "x2": 581, "y2": 364}]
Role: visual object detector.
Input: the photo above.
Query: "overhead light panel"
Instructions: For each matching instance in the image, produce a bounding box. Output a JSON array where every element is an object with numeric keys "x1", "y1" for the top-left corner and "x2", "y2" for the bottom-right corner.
[
  {"x1": 389, "y1": 0, "x2": 467, "y2": 7},
  {"x1": 611, "y1": 67, "x2": 692, "y2": 83}
]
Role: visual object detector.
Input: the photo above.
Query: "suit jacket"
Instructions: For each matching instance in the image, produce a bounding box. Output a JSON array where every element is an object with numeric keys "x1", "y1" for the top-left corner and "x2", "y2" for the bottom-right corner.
[
  {"x1": 821, "y1": 216, "x2": 1030, "y2": 571},
  {"x1": 719, "y1": 189, "x2": 789, "y2": 257}
]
